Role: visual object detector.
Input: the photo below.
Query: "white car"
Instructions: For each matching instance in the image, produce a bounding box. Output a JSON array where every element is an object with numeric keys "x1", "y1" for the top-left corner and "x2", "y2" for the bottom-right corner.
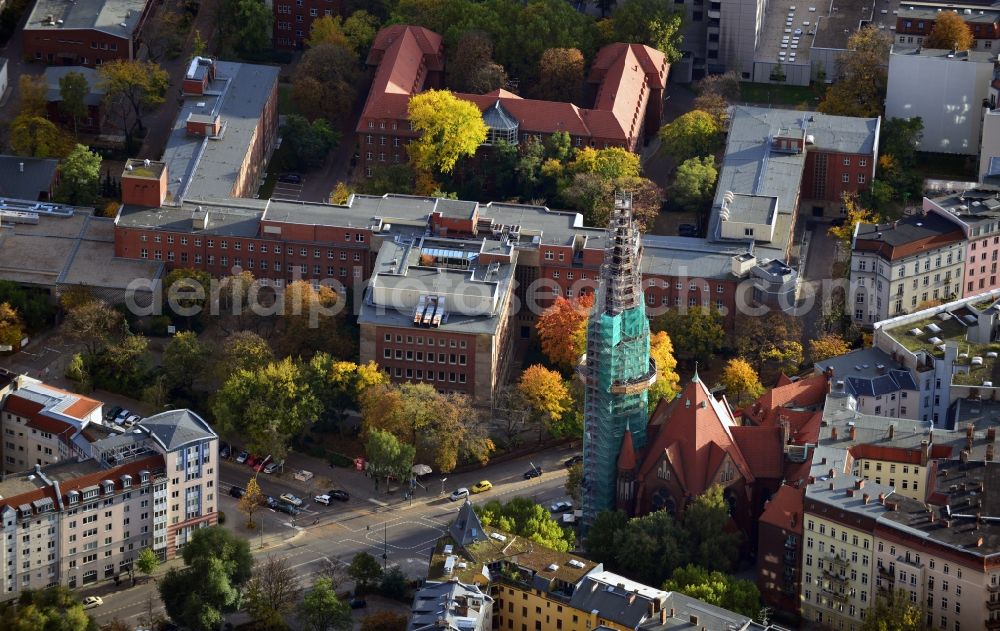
[
  {"x1": 114, "y1": 410, "x2": 131, "y2": 425},
  {"x1": 236, "y1": 451, "x2": 248, "y2": 464},
  {"x1": 123, "y1": 414, "x2": 141, "y2": 428},
  {"x1": 262, "y1": 462, "x2": 279, "y2": 474},
  {"x1": 551, "y1": 501, "x2": 574, "y2": 513},
  {"x1": 314, "y1": 494, "x2": 332, "y2": 505},
  {"x1": 280, "y1": 493, "x2": 303, "y2": 507},
  {"x1": 82, "y1": 596, "x2": 103, "y2": 609},
  {"x1": 450, "y1": 488, "x2": 469, "y2": 502}
]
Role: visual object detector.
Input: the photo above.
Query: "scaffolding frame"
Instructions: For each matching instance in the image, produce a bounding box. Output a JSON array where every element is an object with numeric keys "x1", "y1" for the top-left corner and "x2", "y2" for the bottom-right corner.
[{"x1": 581, "y1": 192, "x2": 656, "y2": 527}]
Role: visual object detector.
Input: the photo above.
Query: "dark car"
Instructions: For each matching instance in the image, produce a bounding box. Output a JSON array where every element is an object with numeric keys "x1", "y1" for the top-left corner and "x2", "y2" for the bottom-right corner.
[
  {"x1": 327, "y1": 489, "x2": 350, "y2": 502},
  {"x1": 678, "y1": 223, "x2": 699, "y2": 237},
  {"x1": 229, "y1": 486, "x2": 245, "y2": 499},
  {"x1": 523, "y1": 466, "x2": 543, "y2": 480},
  {"x1": 274, "y1": 502, "x2": 300, "y2": 516},
  {"x1": 219, "y1": 443, "x2": 231, "y2": 458},
  {"x1": 277, "y1": 173, "x2": 302, "y2": 184},
  {"x1": 564, "y1": 455, "x2": 583, "y2": 468},
  {"x1": 105, "y1": 405, "x2": 123, "y2": 421},
  {"x1": 349, "y1": 598, "x2": 367, "y2": 609},
  {"x1": 260, "y1": 495, "x2": 278, "y2": 508}
]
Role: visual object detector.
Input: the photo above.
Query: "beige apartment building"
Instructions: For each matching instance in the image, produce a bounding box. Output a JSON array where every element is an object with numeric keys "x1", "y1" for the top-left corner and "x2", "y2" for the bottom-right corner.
[
  {"x1": 0, "y1": 408, "x2": 218, "y2": 599},
  {"x1": 1, "y1": 379, "x2": 104, "y2": 474}
]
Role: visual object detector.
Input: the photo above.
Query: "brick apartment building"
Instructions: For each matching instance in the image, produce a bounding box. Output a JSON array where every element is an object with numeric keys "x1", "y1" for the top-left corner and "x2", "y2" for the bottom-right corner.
[
  {"x1": 273, "y1": 0, "x2": 343, "y2": 49},
  {"x1": 23, "y1": 0, "x2": 154, "y2": 66},
  {"x1": 355, "y1": 25, "x2": 668, "y2": 177},
  {"x1": 0, "y1": 375, "x2": 218, "y2": 599},
  {"x1": 895, "y1": 7, "x2": 1000, "y2": 52}
]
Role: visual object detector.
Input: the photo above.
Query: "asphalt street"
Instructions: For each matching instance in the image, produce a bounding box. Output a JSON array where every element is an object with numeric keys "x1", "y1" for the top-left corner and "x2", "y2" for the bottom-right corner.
[{"x1": 87, "y1": 445, "x2": 579, "y2": 627}]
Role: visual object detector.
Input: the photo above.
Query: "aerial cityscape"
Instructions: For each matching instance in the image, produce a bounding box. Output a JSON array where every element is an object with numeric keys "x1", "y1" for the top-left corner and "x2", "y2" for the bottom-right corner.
[{"x1": 0, "y1": 0, "x2": 999, "y2": 630}]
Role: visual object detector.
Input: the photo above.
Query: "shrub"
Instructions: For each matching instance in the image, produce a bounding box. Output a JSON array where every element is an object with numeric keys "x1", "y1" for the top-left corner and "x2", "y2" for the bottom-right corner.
[
  {"x1": 329, "y1": 452, "x2": 353, "y2": 468},
  {"x1": 217, "y1": 511, "x2": 226, "y2": 525}
]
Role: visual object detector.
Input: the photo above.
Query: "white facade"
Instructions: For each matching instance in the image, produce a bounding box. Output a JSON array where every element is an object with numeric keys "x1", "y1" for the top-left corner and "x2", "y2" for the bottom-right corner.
[
  {"x1": 885, "y1": 48, "x2": 995, "y2": 156},
  {"x1": 720, "y1": 0, "x2": 768, "y2": 78}
]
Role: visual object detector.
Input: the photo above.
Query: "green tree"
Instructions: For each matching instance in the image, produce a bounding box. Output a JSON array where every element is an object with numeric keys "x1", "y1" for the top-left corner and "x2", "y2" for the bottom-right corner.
[
  {"x1": 880, "y1": 117, "x2": 924, "y2": 166},
  {"x1": 682, "y1": 485, "x2": 741, "y2": 572},
  {"x1": 245, "y1": 555, "x2": 302, "y2": 629},
  {"x1": 159, "y1": 527, "x2": 252, "y2": 631},
  {"x1": 446, "y1": 30, "x2": 507, "y2": 94},
  {"x1": 658, "y1": 110, "x2": 722, "y2": 162},
  {"x1": 17, "y1": 74, "x2": 47, "y2": 117},
  {"x1": 58, "y1": 71, "x2": 89, "y2": 136},
  {"x1": 818, "y1": 25, "x2": 891, "y2": 117},
  {"x1": 136, "y1": 547, "x2": 159, "y2": 582},
  {"x1": 292, "y1": 43, "x2": 360, "y2": 123},
  {"x1": 734, "y1": 311, "x2": 804, "y2": 380},
  {"x1": 610, "y1": 0, "x2": 685, "y2": 61},
  {"x1": 216, "y1": 331, "x2": 273, "y2": 382},
  {"x1": 281, "y1": 115, "x2": 340, "y2": 170},
  {"x1": 536, "y1": 47, "x2": 585, "y2": 102},
  {"x1": 212, "y1": 358, "x2": 322, "y2": 460},
  {"x1": 306, "y1": 357, "x2": 387, "y2": 428},
  {"x1": 924, "y1": 10, "x2": 974, "y2": 50},
  {"x1": 9, "y1": 115, "x2": 70, "y2": 158},
  {"x1": 477, "y1": 497, "x2": 575, "y2": 551},
  {"x1": 584, "y1": 510, "x2": 628, "y2": 567},
  {"x1": 0, "y1": 586, "x2": 96, "y2": 631},
  {"x1": 654, "y1": 307, "x2": 725, "y2": 364},
  {"x1": 299, "y1": 577, "x2": 351, "y2": 631},
  {"x1": 672, "y1": 156, "x2": 717, "y2": 212},
  {"x1": 365, "y1": 428, "x2": 416, "y2": 490},
  {"x1": 662, "y1": 564, "x2": 761, "y2": 618},
  {"x1": 97, "y1": 60, "x2": 169, "y2": 136},
  {"x1": 343, "y1": 10, "x2": 379, "y2": 53},
  {"x1": 162, "y1": 267, "x2": 212, "y2": 327},
  {"x1": 720, "y1": 358, "x2": 764, "y2": 408},
  {"x1": 162, "y1": 331, "x2": 210, "y2": 396},
  {"x1": 217, "y1": 0, "x2": 273, "y2": 58},
  {"x1": 54, "y1": 144, "x2": 101, "y2": 206},
  {"x1": 861, "y1": 589, "x2": 927, "y2": 631},
  {"x1": 378, "y1": 566, "x2": 408, "y2": 599},
  {"x1": 613, "y1": 509, "x2": 689, "y2": 586},
  {"x1": 65, "y1": 352, "x2": 90, "y2": 391},
  {"x1": 355, "y1": 164, "x2": 416, "y2": 196},
  {"x1": 408, "y1": 89, "x2": 488, "y2": 174},
  {"x1": 347, "y1": 552, "x2": 383, "y2": 594},
  {"x1": 64, "y1": 299, "x2": 122, "y2": 358},
  {"x1": 566, "y1": 461, "x2": 583, "y2": 503}
]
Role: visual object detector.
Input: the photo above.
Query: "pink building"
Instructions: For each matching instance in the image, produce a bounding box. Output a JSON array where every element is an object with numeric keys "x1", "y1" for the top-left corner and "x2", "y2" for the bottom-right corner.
[{"x1": 925, "y1": 191, "x2": 1000, "y2": 297}]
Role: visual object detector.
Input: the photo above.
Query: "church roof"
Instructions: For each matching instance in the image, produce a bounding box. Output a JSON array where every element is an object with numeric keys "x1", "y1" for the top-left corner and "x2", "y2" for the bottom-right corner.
[
  {"x1": 638, "y1": 376, "x2": 755, "y2": 496},
  {"x1": 742, "y1": 373, "x2": 828, "y2": 426},
  {"x1": 618, "y1": 428, "x2": 637, "y2": 470}
]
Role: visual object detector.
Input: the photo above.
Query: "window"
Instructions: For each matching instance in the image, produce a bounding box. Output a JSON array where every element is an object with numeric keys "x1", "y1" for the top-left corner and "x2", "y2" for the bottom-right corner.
[{"x1": 842, "y1": 173, "x2": 850, "y2": 183}]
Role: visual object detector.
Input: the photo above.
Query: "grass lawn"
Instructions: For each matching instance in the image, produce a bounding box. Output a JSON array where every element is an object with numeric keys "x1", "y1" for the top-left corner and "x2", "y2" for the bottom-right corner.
[
  {"x1": 739, "y1": 82, "x2": 824, "y2": 107},
  {"x1": 914, "y1": 152, "x2": 976, "y2": 180}
]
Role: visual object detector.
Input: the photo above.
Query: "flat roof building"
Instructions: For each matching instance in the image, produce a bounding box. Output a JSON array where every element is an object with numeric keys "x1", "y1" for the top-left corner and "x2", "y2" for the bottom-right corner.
[{"x1": 23, "y1": 0, "x2": 154, "y2": 65}]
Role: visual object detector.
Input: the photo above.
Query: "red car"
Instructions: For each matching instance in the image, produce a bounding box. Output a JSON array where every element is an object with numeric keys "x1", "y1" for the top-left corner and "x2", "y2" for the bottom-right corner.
[{"x1": 246, "y1": 455, "x2": 260, "y2": 469}]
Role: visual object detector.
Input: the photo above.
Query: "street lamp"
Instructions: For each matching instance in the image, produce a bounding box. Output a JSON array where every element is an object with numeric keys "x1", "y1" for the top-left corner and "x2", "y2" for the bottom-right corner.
[
  {"x1": 440, "y1": 477, "x2": 447, "y2": 495},
  {"x1": 254, "y1": 454, "x2": 272, "y2": 550}
]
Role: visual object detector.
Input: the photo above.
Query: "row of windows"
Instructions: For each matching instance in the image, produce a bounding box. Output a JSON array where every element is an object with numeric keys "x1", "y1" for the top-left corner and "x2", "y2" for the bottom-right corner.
[
  {"x1": 384, "y1": 334, "x2": 467, "y2": 348},
  {"x1": 389, "y1": 367, "x2": 467, "y2": 384},
  {"x1": 383, "y1": 349, "x2": 468, "y2": 365},
  {"x1": 138, "y1": 235, "x2": 366, "y2": 248}
]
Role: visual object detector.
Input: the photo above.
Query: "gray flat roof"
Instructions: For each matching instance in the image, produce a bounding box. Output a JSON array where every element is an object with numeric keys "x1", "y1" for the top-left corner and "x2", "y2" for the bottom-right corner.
[
  {"x1": 159, "y1": 61, "x2": 279, "y2": 204},
  {"x1": 641, "y1": 235, "x2": 746, "y2": 279},
  {"x1": 0, "y1": 156, "x2": 58, "y2": 201},
  {"x1": 813, "y1": 0, "x2": 897, "y2": 51},
  {"x1": 117, "y1": 199, "x2": 266, "y2": 237},
  {"x1": 730, "y1": 193, "x2": 777, "y2": 224},
  {"x1": 892, "y1": 47, "x2": 997, "y2": 62},
  {"x1": 856, "y1": 212, "x2": 963, "y2": 245},
  {"x1": 26, "y1": 0, "x2": 147, "y2": 38}
]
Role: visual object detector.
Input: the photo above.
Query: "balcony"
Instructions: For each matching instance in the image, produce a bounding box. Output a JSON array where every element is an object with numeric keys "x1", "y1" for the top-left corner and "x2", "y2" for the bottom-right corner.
[
  {"x1": 989, "y1": 599, "x2": 1000, "y2": 612},
  {"x1": 784, "y1": 552, "x2": 797, "y2": 565},
  {"x1": 785, "y1": 538, "x2": 798, "y2": 551},
  {"x1": 991, "y1": 584, "x2": 1000, "y2": 593},
  {"x1": 987, "y1": 617, "x2": 1000, "y2": 630}
]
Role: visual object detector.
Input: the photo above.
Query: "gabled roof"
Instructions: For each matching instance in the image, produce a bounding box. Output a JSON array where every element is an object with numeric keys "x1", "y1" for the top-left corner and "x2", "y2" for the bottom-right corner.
[
  {"x1": 742, "y1": 373, "x2": 828, "y2": 426},
  {"x1": 730, "y1": 425, "x2": 784, "y2": 478},
  {"x1": 639, "y1": 376, "x2": 755, "y2": 495},
  {"x1": 758, "y1": 484, "x2": 804, "y2": 533},
  {"x1": 618, "y1": 428, "x2": 637, "y2": 470},
  {"x1": 137, "y1": 409, "x2": 215, "y2": 452},
  {"x1": 449, "y1": 500, "x2": 487, "y2": 548}
]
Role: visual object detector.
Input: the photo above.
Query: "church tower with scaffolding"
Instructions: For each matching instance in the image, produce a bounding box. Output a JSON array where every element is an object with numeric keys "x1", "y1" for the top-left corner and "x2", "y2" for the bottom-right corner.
[{"x1": 579, "y1": 192, "x2": 657, "y2": 527}]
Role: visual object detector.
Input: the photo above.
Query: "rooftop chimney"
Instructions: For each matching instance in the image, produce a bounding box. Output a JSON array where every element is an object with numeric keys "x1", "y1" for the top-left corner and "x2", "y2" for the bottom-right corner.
[
  {"x1": 829, "y1": 468, "x2": 836, "y2": 478},
  {"x1": 989, "y1": 427, "x2": 996, "y2": 443},
  {"x1": 878, "y1": 493, "x2": 886, "y2": 504},
  {"x1": 988, "y1": 443, "x2": 995, "y2": 461},
  {"x1": 849, "y1": 425, "x2": 857, "y2": 441},
  {"x1": 888, "y1": 425, "x2": 895, "y2": 439},
  {"x1": 863, "y1": 493, "x2": 870, "y2": 504},
  {"x1": 855, "y1": 479, "x2": 865, "y2": 490},
  {"x1": 831, "y1": 427, "x2": 838, "y2": 440},
  {"x1": 968, "y1": 423, "x2": 975, "y2": 439}
]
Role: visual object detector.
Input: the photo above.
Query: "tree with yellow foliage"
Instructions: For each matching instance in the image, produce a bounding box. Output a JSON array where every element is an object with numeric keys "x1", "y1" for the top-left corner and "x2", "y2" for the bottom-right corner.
[
  {"x1": 407, "y1": 90, "x2": 488, "y2": 174},
  {"x1": 810, "y1": 333, "x2": 851, "y2": 363},
  {"x1": 648, "y1": 331, "x2": 681, "y2": 411},
  {"x1": 720, "y1": 358, "x2": 765, "y2": 408},
  {"x1": 517, "y1": 365, "x2": 572, "y2": 440},
  {"x1": 0, "y1": 303, "x2": 23, "y2": 350},
  {"x1": 829, "y1": 193, "x2": 882, "y2": 249},
  {"x1": 239, "y1": 476, "x2": 264, "y2": 529},
  {"x1": 536, "y1": 294, "x2": 595, "y2": 373},
  {"x1": 818, "y1": 25, "x2": 891, "y2": 118},
  {"x1": 924, "y1": 11, "x2": 974, "y2": 51}
]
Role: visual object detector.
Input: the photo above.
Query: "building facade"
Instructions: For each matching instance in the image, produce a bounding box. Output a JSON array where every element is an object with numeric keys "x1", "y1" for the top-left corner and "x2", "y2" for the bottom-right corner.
[
  {"x1": 925, "y1": 190, "x2": 1000, "y2": 297},
  {"x1": 894, "y1": 8, "x2": 1000, "y2": 52},
  {"x1": 23, "y1": 0, "x2": 153, "y2": 65},
  {"x1": 273, "y1": 0, "x2": 342, "y2": 49},
  {"x1": 814, "y1": 348, "x2": 921, "y2": 420}
]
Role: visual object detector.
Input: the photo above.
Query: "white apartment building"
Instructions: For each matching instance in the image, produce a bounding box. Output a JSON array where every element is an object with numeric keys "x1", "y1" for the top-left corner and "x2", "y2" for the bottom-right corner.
[
  {"x1": 0, "y1": 408, "x2": 217, "y2": 599},
  {"x1": 2, "y1": 379, "x2": 104, "y2": 474},
  {"x1": 815, "y1": 348, "x2": 921, "y2": 421},
  {"x1": 851, "y1": 213, "x2": 967, "y2": 326}
]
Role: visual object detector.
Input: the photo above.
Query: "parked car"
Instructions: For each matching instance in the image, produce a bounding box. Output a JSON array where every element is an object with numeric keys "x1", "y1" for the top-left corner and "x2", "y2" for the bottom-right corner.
[
  {"x1": 523, "y1": 466, "x2": 543, "y2": 480},
  {"x1": 551, "y1": 501, "x2": 574, "y2": 513},
  {"x1": 262, "y1": 461, "x2": 280, "y2": 474},
  {"x1": 236, "y1": 451, "x2": 249, "y2": 464},
  {"x1": 471, "y1": 480, "x2": 492, "y2": 494},
  {"x1": 279, "y1": 493, "x2": 303, "y2": 506},
  {"x1": 327, "y1": 489, "x2": 349, "y2": 502},
  {"x1": 261, "y1": 496, "x2": 278, "y2": 508},
  {"x1": 277, "y1": 173, "x2": 302, "y2": 184},
  {"x1": 113, "y1": 409, "x2": 131, "y2": 425},
  {"x1": 349, "y1": 598, "x2": 367, "y2": 609},
  {"x1": 105, "y1": 405, "x2": 122, "y2": 421},
  {"x1": 678, "y1": 223, "x2": 699, "y2": 237},
  {"x1": 450, "y1": 488, "x2": 469, "y2": 502},
  {"x1": 219, "y1": 443, "x2": 231, "y2": 458},
  {"x1": 314, "y1": 494, "x2": 332, "y2": 505},
  {"x1": 246, "y1": 455, "x2": 260, "y2": 469},
  {"x1": 82, "y1": 596, "x2": 103, "y2": 609},
  {"x1": 274, "y1": 502, "x2": 300, "y2": 516},
  {"x1": 564, "y1": 455, "x2": 583, "y2": 468},
  {"x1": 123, "y1": 414, "x2": 141, "y2": 428},
  {"x1": 229, "y1": 486, "x2": 245, "y2": 499}
]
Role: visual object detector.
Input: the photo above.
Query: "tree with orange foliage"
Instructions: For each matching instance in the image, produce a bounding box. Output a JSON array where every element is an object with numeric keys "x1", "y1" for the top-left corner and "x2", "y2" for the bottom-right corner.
[
  {"x1": 536, "y1": 294, "x2": 594, "y2": 373},
  {"x1": 924, "y1": 11, "x2": 974, "y2": 51}
]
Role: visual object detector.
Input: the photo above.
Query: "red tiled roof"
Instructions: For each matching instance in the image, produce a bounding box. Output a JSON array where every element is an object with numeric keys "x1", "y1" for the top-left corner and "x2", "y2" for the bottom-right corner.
[
  {"x1": 638, "y1": 377, "x2": 755, "y2": 496},
  {"x1": 25, "y1": 415, "x2": 74, "y2": 436},
  {"x1": 731, "y1": 425, "x2": 784, "y2": 478},
  {"x1": 618, "y1": 428, "x2": 637, "y2": 470},
  {"x1": 758, "y1": 484, "x2": 804, "y2": 532},
  {"x1": 744, "y1": 374, "x2": 828, "y2": 426},
  {"x1": 3, "y1": 393, "x2": 43, "y2": 419},
  {"x1": 357, "y1": 25, "x2": 668, "y2": 145},
  {"x1": 0, "y1": 455, "x2": 165, "y2": 513}
]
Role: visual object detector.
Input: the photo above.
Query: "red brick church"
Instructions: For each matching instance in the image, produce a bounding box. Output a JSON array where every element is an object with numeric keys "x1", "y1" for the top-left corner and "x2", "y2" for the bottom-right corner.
[{"x1": 615, "y1": 371, "x2": 828, "y2": 535}]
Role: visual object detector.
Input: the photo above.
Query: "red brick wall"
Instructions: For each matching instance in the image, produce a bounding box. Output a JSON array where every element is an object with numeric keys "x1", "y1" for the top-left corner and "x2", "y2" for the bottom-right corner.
[
  {"x1": 756, "y1": 520, "x2": 802, "y2": 617},
  {"x1": 24, "y1": 30, "x2": 132, "y2": 66},
  {"x1": 273, "y1": 0, "x2": 344, "y2": 49},
  {"x1": 121, "y1": 169, "x2": 166, "y2": 208},
  {"x1": 46, "y1": 101, "x2": 102, "y2": 134},
  {"x1": 801, "y1": 150, "x2": 875, "y2": 204},
  {"x1": 374, "y1": 327, "x2": 477, "y2": 396},
  {"x1": 233, "y1": 81, "x2": 279, "y2": 199}
]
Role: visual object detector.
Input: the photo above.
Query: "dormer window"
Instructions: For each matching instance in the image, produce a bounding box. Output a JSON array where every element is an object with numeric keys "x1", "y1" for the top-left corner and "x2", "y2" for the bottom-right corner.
[
  {"x1": 67, "y1": 490, "x2": 79, "y2": 505},
  {"x1": 81, "y1": 486, "x2": 99, "y2": 500},
  {"x1": 121, "y1": 475, "x2": 132, "y2": 489},
  {"x1": 139, "y1": 471, "x2": 149, "y2": 484},
  {"x1": 481, "y1": 100, "x2": 519, "y2": 146},
  {"x1": 102, "y1": 480, "x2": 114, "y2": 495}
]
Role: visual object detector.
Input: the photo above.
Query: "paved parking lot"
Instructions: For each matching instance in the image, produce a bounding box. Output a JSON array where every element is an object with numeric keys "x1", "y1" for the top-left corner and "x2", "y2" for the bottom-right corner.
[{"x1": 272, "y1": 179, "x2": 304, "y2": 201}]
